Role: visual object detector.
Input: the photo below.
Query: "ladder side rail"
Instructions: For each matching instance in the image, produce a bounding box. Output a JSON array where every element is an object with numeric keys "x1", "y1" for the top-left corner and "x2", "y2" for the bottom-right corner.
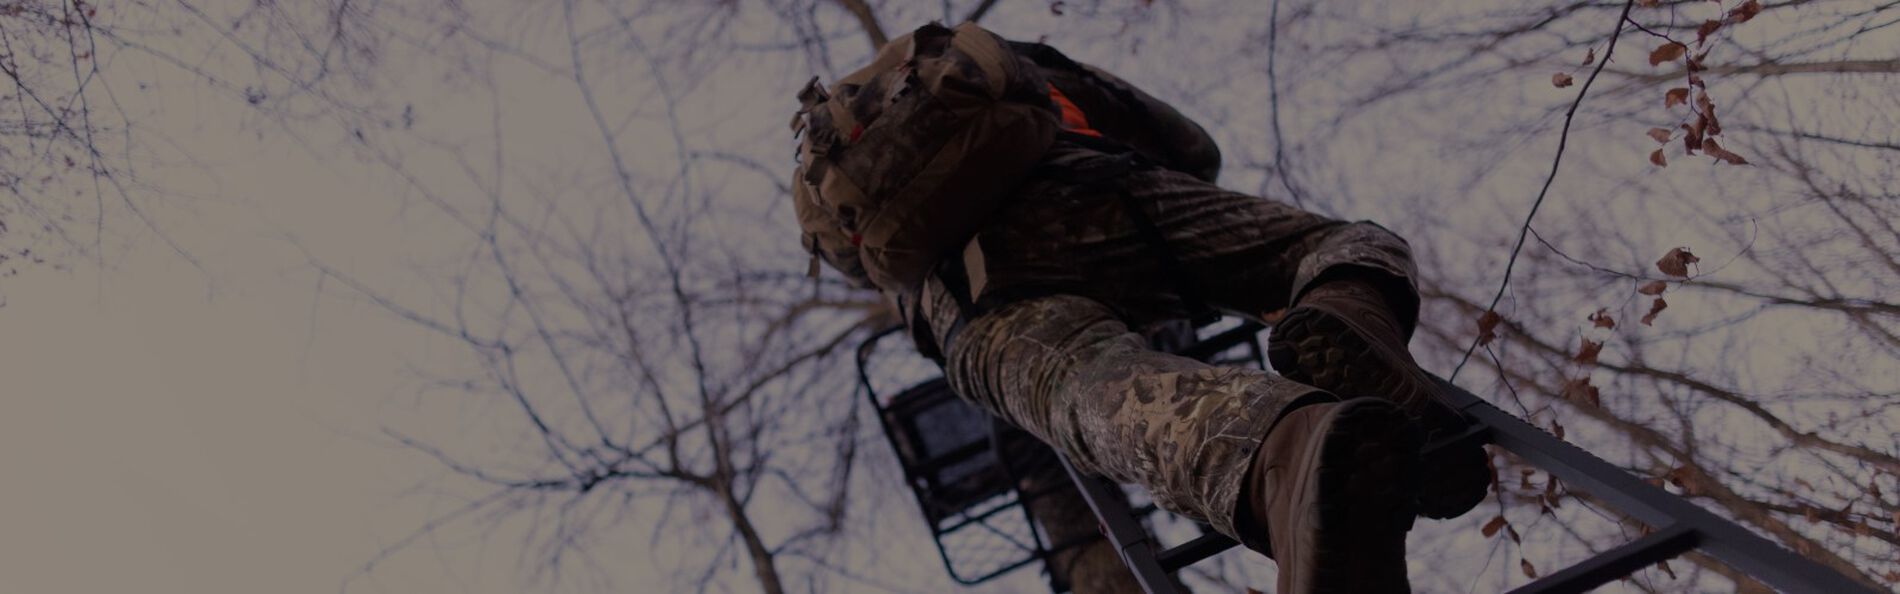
[
  {"x1": 1438, "y1": 376, "x2": 1880, "y2": 594},
  {"x1": 1058, "y1": 455, "x2": 1192, "y2": 594},
  {"x1": 1155, "y1": 532, "x2": 1239, "y2": 573}
]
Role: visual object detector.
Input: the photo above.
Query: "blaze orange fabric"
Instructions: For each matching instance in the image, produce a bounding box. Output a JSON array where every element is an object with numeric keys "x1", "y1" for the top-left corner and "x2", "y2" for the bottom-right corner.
[{"x1": 1047, "y1": 83, "x2": 1103, "y2": 137}]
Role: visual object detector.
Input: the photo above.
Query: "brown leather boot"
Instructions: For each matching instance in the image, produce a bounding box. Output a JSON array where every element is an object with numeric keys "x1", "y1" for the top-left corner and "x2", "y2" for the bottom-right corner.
[
  {"x1": 1268, "y1": 278, "x2": 1491, "y2": 519},
  {"x1": 1238, "y1": 398, "x2": 1420, "y2": 594}
]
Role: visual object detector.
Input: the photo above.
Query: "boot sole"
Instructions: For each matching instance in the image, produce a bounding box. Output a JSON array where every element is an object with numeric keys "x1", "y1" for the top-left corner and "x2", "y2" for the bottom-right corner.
[
  {"x1": 1270, "y1": 308, "x2": 1491, "y2": 520},
  {"x1": 1295, "y1": 399, "x2": 1421, "y2": 594}
]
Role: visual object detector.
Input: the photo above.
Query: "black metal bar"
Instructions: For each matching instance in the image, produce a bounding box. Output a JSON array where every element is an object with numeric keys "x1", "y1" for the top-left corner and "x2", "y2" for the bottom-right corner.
[
  {"x1": 1177, "y1": 321, "x2": 1266, "y2": 361},
  {"x1": 935, "y1": 491, "x2": 1029, "y2": 534},
  {"x1": 908, "y1": 440, "x2": 992, "y2": 475},
  {"x1": 1435, "y1": 375, "x2": 1881, "y2": 594},
  {"x1": 946, "y1": 554, "x2": 1041, "y2": 586},
  {"x1": 1156, "y1": 532, "x2": 1239, "y2": 573},
  {"x1": 1059, "y1": 456, "x2": 1188, "y2": 594},
  {"x1": 986, "y1": 420, "x2": 1064, "y2": 592},
  {"x1": 1507, "y1": 523, "x2": 1699, "y2": 594},
  {"x1": 1422, "y1": 420, "x2": 1492, "y2": 456}
]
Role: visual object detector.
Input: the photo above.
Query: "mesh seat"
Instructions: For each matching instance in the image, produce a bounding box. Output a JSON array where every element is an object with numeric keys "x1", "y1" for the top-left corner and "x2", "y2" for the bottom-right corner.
[
  {"x1": 860, "y1": 329, "x2": 1075, "y2": 586},
  {"x1": 881, "y1": 378, "x2": 1016, "y2": 522},
  {"x1": 859, "y1": 319, "x2": 1270, "y2": 590}
]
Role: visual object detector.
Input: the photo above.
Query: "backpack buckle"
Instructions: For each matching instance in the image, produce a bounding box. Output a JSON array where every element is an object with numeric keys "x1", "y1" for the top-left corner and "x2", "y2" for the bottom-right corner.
[{"x1": 796, "y1": 76, "x2": 829, "y2": 108}]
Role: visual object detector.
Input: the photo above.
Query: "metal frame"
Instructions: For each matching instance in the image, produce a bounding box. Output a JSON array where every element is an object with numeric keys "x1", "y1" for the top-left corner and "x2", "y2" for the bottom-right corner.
[{"x1": 857, "y1": 327, "x2": 1091, "y2": 588}]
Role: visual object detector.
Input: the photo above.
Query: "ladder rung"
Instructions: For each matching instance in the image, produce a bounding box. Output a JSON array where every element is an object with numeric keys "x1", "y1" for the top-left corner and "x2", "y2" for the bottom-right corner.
[
  {"x1": 1507, "y1": 523, "x2": 1698, "y2": 594},
  {"x1": 1157, "y1": 532, "x2": 1239, "y2": 572}
]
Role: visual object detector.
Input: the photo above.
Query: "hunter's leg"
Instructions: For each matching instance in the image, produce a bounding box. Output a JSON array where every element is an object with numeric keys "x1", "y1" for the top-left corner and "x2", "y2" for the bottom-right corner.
[
  {"x1": 1093, "y1": 169, "x2": 1421, "y2": 328},
  {"x1": 1126, "y1": 171, "x2": 1487, "y2": 519},
  {"x1": 931, "y1": 292, "x2": 1310, "y2": 539},
  {"x1": 920, "y1": 286, "x2": 1419, "y2": 593}
]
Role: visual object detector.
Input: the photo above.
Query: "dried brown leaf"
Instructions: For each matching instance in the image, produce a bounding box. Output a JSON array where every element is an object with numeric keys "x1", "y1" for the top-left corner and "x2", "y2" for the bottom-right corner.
[
  {"x1": 1563, "y1": 377, "x2": 1602, "y2": 407},
  {"x1": 1638, "y1": 280, "x2": 1669, "y2": 295},
  {"x1": 1698, "y1": 92, "x2": 1723, "y2": 135},
  {"x1": 1552, "y1": 72, "x2": 1575, "y2": 88},
  {"x1": 1477, "y1": 310, "x2": 1503, "y2": 346},
  {"x1": 1575, "y1": 338, "x2": 1604, "y2": 365},
  {"x1": 1581, "y1": 47, "x2": 1597, "y2": 66},
  {"x1": 1649, "y1": 42, "x2": 1688, "y2": 66},
  {"x1": 1482, "y1": 515, "x2": 1509, "y2": 538},
  {"x1": 1728, "y1": 0, "x2": 1763, "y2": 23},
  {"x1": 1646, "y1": 127, "x2": 1673, "y2": 143},
  {"x1": 1697, "y1": 20, "x2": 1723, "y2": 45},
  {"x1": 1650, "y1": 148, "x2": 1667, "y2": 168},
  {"x1": 1641, "y1": 297, "x2": 1669, "y2": 326},
  {"x1": 1705, "y1": 139, "x2": 1749, "y2": 165},
  {"x1": 1522, "y1": 558, "x2": 1539, "y2": 578},
  {"x1": 1589, "y1": 308, "x2": 1616, "y2": 329},
  {"x1": 1551, "y1": 419, "x2": 1566, "y2": 440},
  {"x1": 1656, "y1": 247, "x2": 1700, "y2": 277},
  {"x1": 1666, "y1": 466, "x2": 1699, "y2": 494},
  {"x1": 1665, "y1": 87, "x2": 1691, "y2": 108}
]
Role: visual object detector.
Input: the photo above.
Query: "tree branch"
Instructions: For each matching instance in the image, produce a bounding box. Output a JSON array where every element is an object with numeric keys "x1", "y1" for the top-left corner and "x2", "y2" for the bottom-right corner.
[{"x1": 833, "y1": 0, "x2": 888, "y2": 50}]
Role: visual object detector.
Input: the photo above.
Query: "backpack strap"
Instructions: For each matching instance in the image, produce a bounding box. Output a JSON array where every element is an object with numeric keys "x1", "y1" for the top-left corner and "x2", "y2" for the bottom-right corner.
[
  {"x1": 1009, "y1": 42, "x2": 1156, "y2": 122},
  {"x1": 1112, "y1": 183, "x2": 1220, "y2": 327},
  {"x1": 947, "y1": 23, "x2": 1010, "y2": 99},
  {"x1": 1042, "y1": 145, "x2": 1220, "y2": 327}
]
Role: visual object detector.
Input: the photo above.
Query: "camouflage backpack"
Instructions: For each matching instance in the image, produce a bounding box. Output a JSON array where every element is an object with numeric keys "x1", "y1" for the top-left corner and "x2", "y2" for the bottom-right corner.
[{"x1": 790, "y1": 22, "x2": 1060, "y2": 293}]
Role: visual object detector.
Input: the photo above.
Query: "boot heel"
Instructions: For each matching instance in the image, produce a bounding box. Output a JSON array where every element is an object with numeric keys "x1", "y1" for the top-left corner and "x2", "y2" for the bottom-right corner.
[{"x1": 1310, "y1": 399, "x2": 1420, "y2": 594}]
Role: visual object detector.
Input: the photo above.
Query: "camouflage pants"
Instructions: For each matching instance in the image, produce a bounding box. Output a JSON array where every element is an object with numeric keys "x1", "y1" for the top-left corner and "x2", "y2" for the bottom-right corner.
[{"x1": 910, "y1": 143, "x2": 1419, "y2": 540}]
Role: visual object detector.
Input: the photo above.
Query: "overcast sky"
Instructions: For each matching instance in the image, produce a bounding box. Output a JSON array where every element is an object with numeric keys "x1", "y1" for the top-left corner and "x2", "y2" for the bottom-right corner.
[{"x1": 0, "y1": 4, "x2": 1001, "y2": 591}]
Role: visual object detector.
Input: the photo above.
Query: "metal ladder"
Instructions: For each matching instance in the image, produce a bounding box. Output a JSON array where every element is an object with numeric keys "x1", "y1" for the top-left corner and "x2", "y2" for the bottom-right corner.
[{"x1": 1057, "y1": 336, "x2": 1881, "y2": 593}]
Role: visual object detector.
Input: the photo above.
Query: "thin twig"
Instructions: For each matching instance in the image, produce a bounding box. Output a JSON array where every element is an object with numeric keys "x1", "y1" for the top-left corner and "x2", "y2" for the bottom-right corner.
[
  {"x1": 1450, "y1": 0, "x2": 1640, "y2": 380},
  {"x1": 1266, "y1": 0, "x2": 1307, "y2": 209},
  {"x1": 964, "y1": 0, "x2": 1003, "y2": 23}
]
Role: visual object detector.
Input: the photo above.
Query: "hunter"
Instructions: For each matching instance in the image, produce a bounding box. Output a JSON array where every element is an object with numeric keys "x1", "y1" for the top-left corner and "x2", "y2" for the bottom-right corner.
[{"x1": 790, "y1": 23, "x2": 1487, "y2": 593}]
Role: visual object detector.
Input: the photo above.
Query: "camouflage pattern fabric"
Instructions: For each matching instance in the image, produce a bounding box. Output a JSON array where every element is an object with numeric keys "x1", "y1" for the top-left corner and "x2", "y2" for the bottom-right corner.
[{"x1": 908, "y1": 140, "x2": 1420, "y2": 540}]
